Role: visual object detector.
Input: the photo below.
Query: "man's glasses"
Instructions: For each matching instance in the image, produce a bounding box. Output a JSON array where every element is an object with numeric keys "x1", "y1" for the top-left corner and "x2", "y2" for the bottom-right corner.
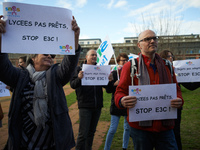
[
  {"x1": 43, "y1": 54, "x2": 56, "y2": 59},
  {"x1": 139, "y1": 36, "x2": 158, "y2": 43}
]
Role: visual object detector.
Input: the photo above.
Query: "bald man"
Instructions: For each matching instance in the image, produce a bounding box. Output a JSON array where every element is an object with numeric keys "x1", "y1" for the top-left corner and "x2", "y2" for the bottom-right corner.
[
  {"x1": 115, "y1": 30, "x2": 184, "y2": 150},
  {"x1": 70, "y1": 50, "x2": 112, "y2": 150}
]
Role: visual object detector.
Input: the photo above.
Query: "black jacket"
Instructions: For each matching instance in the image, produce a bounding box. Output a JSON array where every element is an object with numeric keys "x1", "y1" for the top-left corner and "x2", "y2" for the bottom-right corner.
[
  {"x1": 180, "y1": 82, "x2": 200, "y2": 91},
  {"x1": 70, "y1": 65, "x2": 104, "y2": 109},
  {"x1": 0, "y1": 46, "x2": 81, "y2": 150},
  {"x1": 106, "y1": 70, "x2": 127, "y2": 116}
]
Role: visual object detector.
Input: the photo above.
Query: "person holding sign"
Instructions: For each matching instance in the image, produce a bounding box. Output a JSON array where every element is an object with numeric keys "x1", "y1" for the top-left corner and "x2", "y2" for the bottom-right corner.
[
  {"x1": 115, "y1": 30, "x2": 184, "y2": 150},
  {"x1": 159, "y1": 49, "x2": 183, "y2": 150},
  {"x1": 0, "y1": 16, "x2": 81, "y2": 150},
  {"x1": 70, "y1": 49, "x2": 112, "y2": 150},
  {"x1": 159, "y1": 50, "x2": 174, "y2": 65},
  {"x1": 104, "y1": 53, "x2": 130, "y2": 150}
]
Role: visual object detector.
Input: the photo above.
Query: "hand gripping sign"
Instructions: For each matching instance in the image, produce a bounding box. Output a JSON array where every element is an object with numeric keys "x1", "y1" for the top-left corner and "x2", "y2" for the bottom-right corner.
[{"x1": 82, "y1": 64, "x2": 111, "y2": 86}]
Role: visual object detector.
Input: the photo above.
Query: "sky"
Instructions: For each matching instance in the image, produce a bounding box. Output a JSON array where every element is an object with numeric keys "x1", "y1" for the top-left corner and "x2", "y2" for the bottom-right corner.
[{"x1": 0, "y1": 0, "x2": 200, "y2": 43}]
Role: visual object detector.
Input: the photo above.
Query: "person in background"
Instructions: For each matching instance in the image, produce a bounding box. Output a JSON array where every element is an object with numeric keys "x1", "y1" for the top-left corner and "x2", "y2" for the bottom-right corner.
[
  {"x1": 159, "y1": 50, "x2": 174, "y2": 64},
  {"x1": 70, "y1": 50, "x2": 112, "y2": 150},
  {"x1": 0, "y1": 15, "x2": 81, "y2": 150},
  {"x1": 104, "y1": 53, "x2": 130, "y2": 150},
  {"x1": 159, "y1": 49, "x2": 182, "y2": 150},
  {"x1": 160, "y1": 50, "x2": 200, "y2": 91},
  {"x1": 18, "y1": 55, "x2": 27, "y2": 68},
  {"x1": 115, "y1": 29, "x2": 184, "y2": 150}
]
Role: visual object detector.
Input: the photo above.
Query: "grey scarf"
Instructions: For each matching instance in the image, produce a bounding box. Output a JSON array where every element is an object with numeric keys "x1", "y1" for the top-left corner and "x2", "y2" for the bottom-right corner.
[{"x1": 26, "y1": 64, "x2": 48, "y2": 128}]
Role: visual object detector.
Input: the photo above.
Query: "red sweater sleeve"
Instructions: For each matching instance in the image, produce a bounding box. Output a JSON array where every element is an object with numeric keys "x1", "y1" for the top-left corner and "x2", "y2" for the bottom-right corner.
[{"x1": 114, "y1": 61, "x2": 132, "y2": 109}]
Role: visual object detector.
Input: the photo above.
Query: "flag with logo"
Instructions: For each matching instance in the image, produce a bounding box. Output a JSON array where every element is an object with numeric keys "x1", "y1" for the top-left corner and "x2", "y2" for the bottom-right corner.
[
  {"x1": 128, "y1": 53, "x2": 138, "y2": 60},
  {"x1": 96, "y1": 36, "x2": 114, "y2": 66},
  {"x1": 111, "y1": 65, "x2": 123, "y2": 71}
]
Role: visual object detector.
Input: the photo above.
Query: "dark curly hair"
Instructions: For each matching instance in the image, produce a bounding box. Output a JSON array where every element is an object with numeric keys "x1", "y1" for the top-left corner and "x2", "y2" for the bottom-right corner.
[
  {"x1": 116, "y1": 53, "x2": 128, "y2": 63},
  {"x1": 159, "y1": 50, "x2": 174, "y2": 60}
]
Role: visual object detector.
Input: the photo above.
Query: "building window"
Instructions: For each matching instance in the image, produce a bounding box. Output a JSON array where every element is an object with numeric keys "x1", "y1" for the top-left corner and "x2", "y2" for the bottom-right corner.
[
  {"x1": 87, "y1": 42, "x2": 90, "y2": 44},
  {"x1": 126, "y1": 40, "x2": 131, "y2": 43},
  {"x1": 94, "y1": 41, "x2": 97, "y2": 44},
  {"x1": 190, "y1": 50, "x2": 193, "y2": 54}
]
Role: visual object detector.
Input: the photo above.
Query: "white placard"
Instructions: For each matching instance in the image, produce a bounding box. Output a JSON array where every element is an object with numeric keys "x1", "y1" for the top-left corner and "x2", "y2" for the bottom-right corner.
[
  {"x1": 129, "y1": 84, "x2": 177, "y2": 122},
  {"x1": 2, "y1": 2, "x2": 75, "y2": 55},
  {"x1": 0, "y1": 81, "x2": 10, "y2": 97},
  {"x1": 173, "y1": 59, "x2": 200, "y2": 83},
  {"x1": 82, "y1": 64, "x2": 111, "y2": 85}
]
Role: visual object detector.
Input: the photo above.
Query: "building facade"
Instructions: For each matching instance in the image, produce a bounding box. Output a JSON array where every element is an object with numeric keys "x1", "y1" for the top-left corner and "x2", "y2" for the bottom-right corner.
[{"x1": 7, "y1": 34, "x2": 200, "y2": 67}]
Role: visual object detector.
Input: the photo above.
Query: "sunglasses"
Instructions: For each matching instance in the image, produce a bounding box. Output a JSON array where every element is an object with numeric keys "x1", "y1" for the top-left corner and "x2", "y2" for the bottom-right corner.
[
  {"x1": 167, "y1": 55, "x2": 174, "y2": 58},
  {"x1": 139, "y1": 36, "x2": 158, "y2": 43},
  {"x1": 120, "y1": 59, "x2": 128, "y2": 62},
  {"x1": 43, "y1": 54, "x2": 56, "y2": 59}
]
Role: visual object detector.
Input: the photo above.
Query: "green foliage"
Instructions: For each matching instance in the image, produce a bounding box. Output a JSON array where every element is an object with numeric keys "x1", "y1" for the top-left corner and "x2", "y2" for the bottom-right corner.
[
  {"x1": 99, "y1": 91, "x2": 112, "y2": 122},
  {"x1": 66, "y1": 91, "x2": 77, "y2": 107},
  {"x1": 180, "y1": 86, "x2": 200, "y2": 150}
]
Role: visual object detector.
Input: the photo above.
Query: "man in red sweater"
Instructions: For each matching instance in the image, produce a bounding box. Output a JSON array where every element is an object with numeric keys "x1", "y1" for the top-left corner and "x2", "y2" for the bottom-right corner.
[{"x1": 115, "y1": 29, "x2": 183, "y2": 150}]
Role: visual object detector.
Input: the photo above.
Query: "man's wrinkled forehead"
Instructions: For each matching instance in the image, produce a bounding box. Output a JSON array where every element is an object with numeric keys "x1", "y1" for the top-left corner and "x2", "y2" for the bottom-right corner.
[
  {"x1": 138, "y1": 30, "x2": 156, "y2": 41},
  {"x1": 87, "y1": 50, "x2": 96, "y2": 56}
]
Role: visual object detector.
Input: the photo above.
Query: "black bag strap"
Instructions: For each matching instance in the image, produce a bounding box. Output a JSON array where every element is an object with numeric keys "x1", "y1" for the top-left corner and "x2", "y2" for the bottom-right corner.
[{"x1": 162, "y1": 59, "x2": 174, "y2": 82}]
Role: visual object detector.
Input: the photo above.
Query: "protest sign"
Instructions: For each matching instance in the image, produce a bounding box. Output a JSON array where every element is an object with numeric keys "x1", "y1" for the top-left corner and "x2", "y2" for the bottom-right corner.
[
  {"x1": 173, "y1": 59, "x2": 200, "y2": 83},
  {"x1": 129, "y1": 84, "x2": 177, "y2": 122},
  {"x1": 0, "y1": 81, "x2": 10, "y2": 97},
  {"x1": 82, "y1": 64, "x2": 111, "y2": 85},
  {"x1": 2, "y1": 2, "x2": 75, "y2": 55},
  {"x1": 96, "y1": 36, "x2": 114, "y2": 66}
]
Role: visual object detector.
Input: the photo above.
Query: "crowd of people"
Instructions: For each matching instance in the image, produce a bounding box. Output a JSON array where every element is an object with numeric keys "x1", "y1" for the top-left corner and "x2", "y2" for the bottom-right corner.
[{"x1": 0, "y1": 13, "x2": 199, "y2": 150}]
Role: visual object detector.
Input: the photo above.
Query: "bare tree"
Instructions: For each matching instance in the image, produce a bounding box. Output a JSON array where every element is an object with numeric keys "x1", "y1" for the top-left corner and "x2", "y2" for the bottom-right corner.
[{"x1": 132, "y1": 9, "x2": 184, "y2": 53}]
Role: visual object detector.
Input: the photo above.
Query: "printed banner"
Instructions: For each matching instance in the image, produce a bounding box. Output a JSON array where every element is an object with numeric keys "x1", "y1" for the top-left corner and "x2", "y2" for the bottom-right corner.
[
  {"x1": 0, "y1": 81, "x2": 10, "y2": 97},
  {"x1": 82, "y1": 64, "x2": 111, "y2": 85},
  {"x1": 129, "y1": 84, "x2": 177, "y2": 122},
  {"x1": 2, "y1": 2, "x2": 75, "y2": 55},
  {"x1": 173, "y1": 59, "x2": 200, "y2": 83},
  {"x1": 96, "y1": 36, "x2": 114, "y2": 66}
]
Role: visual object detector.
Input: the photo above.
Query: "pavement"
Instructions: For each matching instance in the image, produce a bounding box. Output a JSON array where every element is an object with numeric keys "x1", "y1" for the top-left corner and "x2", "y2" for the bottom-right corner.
[{"x1": 0, "y1": 85, "x2": 110, "y2": 150}]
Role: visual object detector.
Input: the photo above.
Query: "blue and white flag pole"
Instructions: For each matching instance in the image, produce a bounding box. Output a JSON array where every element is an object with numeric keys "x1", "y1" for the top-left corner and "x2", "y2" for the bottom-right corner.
[{"x1": 113, "y1": 53, "x2": 120, "y2": 80}]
